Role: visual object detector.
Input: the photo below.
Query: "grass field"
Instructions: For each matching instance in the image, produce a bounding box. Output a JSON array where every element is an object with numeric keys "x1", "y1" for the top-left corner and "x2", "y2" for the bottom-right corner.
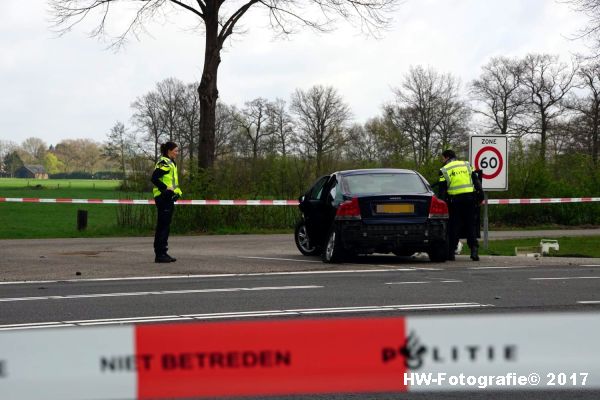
[
  {"x1": 479, "y1": 236, "x2": 600, "y2": 258},
  {"x1": 0, "y1": 178, "x2": 121, "y2": 190},
  {"x1": 0, "y1": 178, "x2": 152, "y2": 239}
]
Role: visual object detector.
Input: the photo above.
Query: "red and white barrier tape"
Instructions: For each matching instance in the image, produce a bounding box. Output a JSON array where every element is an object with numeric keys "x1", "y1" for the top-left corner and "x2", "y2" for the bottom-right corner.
[
  {"x1": 0, "y1": 197, "x2": 298, "y2": 206},
  {"x1": 1, "y1": 313, "x2": 600, "y2": 399},
  {"x1": 486, "y1": 197, "x2": 600, "y2": 205},
  {"x1": 1, "y1": 197, "x2": 600, "y2": 205}
]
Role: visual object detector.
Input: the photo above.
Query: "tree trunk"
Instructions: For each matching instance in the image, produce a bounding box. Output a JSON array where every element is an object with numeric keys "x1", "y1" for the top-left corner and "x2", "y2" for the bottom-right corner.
[
  {"x1": 198, "y1": 15, "x2": 221, "y2": 171},
  {"x1": 501, "y1": 99, "x2": 509, "y2": 135},
  {"x1": 316, "y1": 140, "x2": 323, "y2": 176},
  {"x1": 540, "y1": 112, "x2": 547, "y2": 163},
  {"x1": 593, "y1": 100, "x2": 599, "y2": 167}
]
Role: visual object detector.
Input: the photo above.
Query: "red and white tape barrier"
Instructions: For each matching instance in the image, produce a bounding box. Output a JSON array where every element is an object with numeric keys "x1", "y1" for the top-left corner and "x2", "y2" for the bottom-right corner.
[
  {"x1": 0, "y1": 197, "x2": 298, "y2": 206},
  {"x1": 1, "y1": 197, "x2": 600, "y2": 205},
  {"x1": 486, "y1": 197, "x2": 600, "y2": 205},
  {"x1": 1, "y1": 313, "x2": 600, "y2": 399}
]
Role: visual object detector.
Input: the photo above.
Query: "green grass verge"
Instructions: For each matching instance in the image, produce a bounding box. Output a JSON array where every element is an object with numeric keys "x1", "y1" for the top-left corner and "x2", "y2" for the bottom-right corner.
[
  {"x1": 0, "y1": 178, "x2": 296, "y2": 239},
  {"x1": 1, "y1": 203, "x2": 152, "y2": 239},
  {"x1": 0, "y1": 178, "x2": 120, "y2": 190},
  {"x1": 0, "y1": 178, "x2": 151, "y2": 239},
  {"x1": 479, "y1": 236, "x2": 600, "y2": 258}
]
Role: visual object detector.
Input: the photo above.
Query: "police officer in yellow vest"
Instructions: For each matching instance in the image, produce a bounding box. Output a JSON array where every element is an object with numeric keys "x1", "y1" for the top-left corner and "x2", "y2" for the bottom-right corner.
[
  {"x1": 151, "y1": 142, "x2": 183, "y2": 263},
  {"x1": 439, "y1": 149, "x2": 480, "y2": 261}
]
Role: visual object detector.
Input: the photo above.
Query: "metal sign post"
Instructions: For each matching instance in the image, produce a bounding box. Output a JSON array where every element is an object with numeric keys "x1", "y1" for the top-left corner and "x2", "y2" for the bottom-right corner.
[
  {"x1": 470, "y1": 136, "x2": 508, "y2": 250},
  {"x1": 483, "y1": 192, "x2": 489, "y2": 249}
]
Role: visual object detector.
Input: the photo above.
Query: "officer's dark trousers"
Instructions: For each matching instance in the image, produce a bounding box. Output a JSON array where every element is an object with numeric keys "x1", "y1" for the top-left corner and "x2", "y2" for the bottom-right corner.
[
  {"x1": 154, "y1": 194, "x2": 174, "y2": 256},
  {"x1": 448, "y1": 193, "x2": 478, "y2": 255}
]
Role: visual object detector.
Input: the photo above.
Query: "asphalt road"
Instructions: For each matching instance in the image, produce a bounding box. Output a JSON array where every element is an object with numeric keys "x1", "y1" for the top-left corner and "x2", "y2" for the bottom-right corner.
[
  {"x1": 2, "y1": 262, "x2": 600, "y2": 327},
  {"x1": 2, "y1": 231, "x2": 600, "y2": 281},
  {"x1": 2, "y1": 232, "x2": 600, "y2": 399}
]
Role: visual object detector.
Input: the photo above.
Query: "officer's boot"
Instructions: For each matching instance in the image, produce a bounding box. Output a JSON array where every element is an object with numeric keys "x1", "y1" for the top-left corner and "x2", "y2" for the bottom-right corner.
[
  {"x1": 155, "y1": 254, "x2": 172, "y2": 263},
  {"x1": 470, "y1": 246, "x2": 480, "y2": 261}
]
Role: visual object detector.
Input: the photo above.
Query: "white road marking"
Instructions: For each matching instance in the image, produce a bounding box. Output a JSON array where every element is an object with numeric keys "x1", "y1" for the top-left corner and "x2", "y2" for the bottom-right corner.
[
  {"x1": 385, "y1": 280, "x2": 463, "y2": 285},
  {"x1": 237, "y1": 256, "x2": 322, "y2": 263},
  {"x1": 468, "y1": 266, "x2": 537, "y2": 270},
  {"x1": 530, "y1": 276, "x2": 600, "y2": 281},
  {"x1": 579, "y1": 265, "x2": 600, "y2": 267},
  {"x1": 375, "y1": 265, "x2": 424, "y2": 271},
  {"x1": 377, "y1": 266, "x2": 443, "y2": 271},
  {"x1": 239, "y1": 257, "x2": 446, "y2": 270},
  {"x1": 0, "y1": 302, "x2": 492, "y2": 330},
  {"x1": 577, "y1": 301, "x2": 600, "y2": 304},
  {"x1": 0, "y1": 285, "x2": 323, "y2": 302},
  {"x1": 0, "y1": 268, "x2": 428, "y2": 285}
]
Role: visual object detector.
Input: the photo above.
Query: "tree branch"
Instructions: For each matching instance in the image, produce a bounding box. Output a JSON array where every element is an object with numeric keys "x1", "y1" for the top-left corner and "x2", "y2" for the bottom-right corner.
[
  {"x1": 218, "y1": 0, "x2": 261, "y2": 43},
  {"x1": 168, "y1": 0, "x2": 204, "y2": 18}
]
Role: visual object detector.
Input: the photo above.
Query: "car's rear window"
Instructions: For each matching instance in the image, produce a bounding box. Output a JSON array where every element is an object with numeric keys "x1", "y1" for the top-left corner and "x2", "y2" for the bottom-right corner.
[{"x1": 342, "y1": 173, "x2": 428, "y2": 195}]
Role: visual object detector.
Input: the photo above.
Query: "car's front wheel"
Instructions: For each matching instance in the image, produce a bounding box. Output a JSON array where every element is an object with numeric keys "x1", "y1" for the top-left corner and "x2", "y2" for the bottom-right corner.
[
  {"x1": 428, "y1": 240, "x2": 448, "y2": 263},
  {"x1": 322, "y1": 226, "x2": 345, "y2": 263},
  {"x1": 294, "y1": 220, "x2": 320, "y2": 256}
]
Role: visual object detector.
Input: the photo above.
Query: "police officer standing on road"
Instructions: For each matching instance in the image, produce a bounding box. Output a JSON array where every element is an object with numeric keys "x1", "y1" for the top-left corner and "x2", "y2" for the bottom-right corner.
[
  {"x1": 151, "y1": 142, "x2": 183, "y2": 263},
  {"x1": 439, "y1": 149, "x2": 481, "y2": 261}
]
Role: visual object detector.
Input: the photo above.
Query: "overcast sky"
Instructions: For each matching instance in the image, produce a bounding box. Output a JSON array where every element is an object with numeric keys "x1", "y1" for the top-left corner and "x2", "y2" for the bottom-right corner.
[{"x1": 0, "y1": 0, "x2": 591, "y2": 146}]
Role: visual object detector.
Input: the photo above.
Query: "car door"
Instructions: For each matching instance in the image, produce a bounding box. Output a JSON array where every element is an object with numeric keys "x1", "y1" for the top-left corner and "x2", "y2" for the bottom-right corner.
[{"x1": 299, "y1": 175, "x2": 331, "y2": 246}]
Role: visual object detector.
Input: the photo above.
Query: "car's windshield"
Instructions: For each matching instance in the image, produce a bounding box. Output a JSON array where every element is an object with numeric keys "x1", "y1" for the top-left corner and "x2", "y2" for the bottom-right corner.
[{"x1": 342, "y1": 173, "x2": 428, "y2": 195}]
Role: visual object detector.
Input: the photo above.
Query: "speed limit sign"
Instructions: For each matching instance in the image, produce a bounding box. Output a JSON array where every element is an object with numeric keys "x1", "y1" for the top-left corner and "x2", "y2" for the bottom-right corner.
[{"x1": 469, "y1": 135, "x2": 508, "y2": 191}]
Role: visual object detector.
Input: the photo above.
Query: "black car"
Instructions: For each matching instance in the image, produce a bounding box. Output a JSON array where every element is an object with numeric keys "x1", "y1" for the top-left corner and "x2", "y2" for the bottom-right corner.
[{"x1": 294, "y1": 169, "x2": 449, "y2": 263}]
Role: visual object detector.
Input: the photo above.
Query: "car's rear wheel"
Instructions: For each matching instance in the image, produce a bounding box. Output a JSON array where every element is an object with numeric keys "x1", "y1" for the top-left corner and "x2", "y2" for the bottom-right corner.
[
  {"x1": 294, "y1": 220, "x2": 319, "y2": 256},
  {"x1": 322, "y1": 227, "x2": 345, "y2": 263},
  {"x1": 428, "y1": 240, "x2": 448, "y2": 263}
]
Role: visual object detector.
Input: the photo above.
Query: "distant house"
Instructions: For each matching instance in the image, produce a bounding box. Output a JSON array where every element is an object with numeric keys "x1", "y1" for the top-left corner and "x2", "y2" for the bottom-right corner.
[{"x1": 15, "y1": 165, "x2": 48, "y2": 179}]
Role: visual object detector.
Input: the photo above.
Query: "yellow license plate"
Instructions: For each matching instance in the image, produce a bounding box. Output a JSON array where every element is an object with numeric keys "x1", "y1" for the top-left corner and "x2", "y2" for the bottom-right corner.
[{"x1": 376, "y1": 203, "x2": 414, "y2": 214}]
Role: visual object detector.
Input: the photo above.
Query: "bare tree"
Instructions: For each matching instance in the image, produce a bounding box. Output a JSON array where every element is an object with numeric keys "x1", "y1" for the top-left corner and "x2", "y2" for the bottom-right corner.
[
  {"x1": 470, "y1": 56, "x2": 529, "y2": 136},
  {"x1": 180, "y1": 82, "x2": 201, "y2": 168},
  {"x1": 547, "y1": 118, "x2": 577, "y2": 158},
  {"x1": 20, "y1": 137, "x2": 48, "y2": 164},
  {"x1": 344, "y1": 123, "x2": 380, "y2": 163},
  {"x1": 389, "y1": 66, "x2": 466, "y2": 167},
  {"x1": 131, "y1": 91, "x2": 164, "y2": 161},
  {"x1": 565, "y1": 0, "x2": 600, "y2": 57},
  {"x1": 156, "y1": 77, "x2": 186, "y2": 143},
  {"x1": 565, "y1": 61, "x2": 600, "y2": 165},
  {"x1": 291, "y1": 85, "x2": 351, "y2": 174},
  {"x1": 233, "y1": 98, "x2": 273, "y2": 161},
  {"x1": 54, "y1": 139, "x2": 103, "y2": 173},
  {"x1": 364, "y1": 115, "x2": 412, "y2": 165},
  {"x1": 214, "y1": 101, "x2": 237, "y2": 159},
  {"x1": 520, "y1": 54, "x2": 577, "y2": 162},
  {"x1": 265, "y1": 98, "x2": 295, "y2": 157},
  {"x1": 105, "y1": 121, "x2": 129, "y2": 178},
  {"x1": 435, "y1": 99, "x2": 471, "y2": 156},
  {"x1": 49, "y1": 0, "x2": 399, "y2": 171}
]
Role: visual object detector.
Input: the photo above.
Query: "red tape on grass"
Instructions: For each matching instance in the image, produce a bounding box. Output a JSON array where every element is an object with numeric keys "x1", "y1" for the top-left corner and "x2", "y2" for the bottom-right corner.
[{"x1": 135, "y1": 317, "x2": 407, "y2": 399}]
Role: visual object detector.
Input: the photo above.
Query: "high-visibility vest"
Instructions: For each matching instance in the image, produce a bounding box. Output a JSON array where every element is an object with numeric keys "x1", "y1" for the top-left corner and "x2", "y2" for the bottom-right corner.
[
  {"x1": 439, "y1": 160, "x2": 475, "y2": 196},
  {"x1": 152, "y1": 156, "x2": 183, "y2": 198}
]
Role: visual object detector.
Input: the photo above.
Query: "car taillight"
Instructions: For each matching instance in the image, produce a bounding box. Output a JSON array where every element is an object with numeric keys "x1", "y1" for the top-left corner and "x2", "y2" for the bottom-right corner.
[
  {"x1": 336, "y1": 197, "x2": 361, "y2": 220},
  {"x1": 428, "y1": 196, "x2": 449, "y2": 219}
]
